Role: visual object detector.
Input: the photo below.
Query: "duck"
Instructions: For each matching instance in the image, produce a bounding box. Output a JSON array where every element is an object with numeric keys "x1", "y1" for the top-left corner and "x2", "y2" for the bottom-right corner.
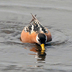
[{"x1": 20, "y1": 14, "x2": 52, "y2": 53}]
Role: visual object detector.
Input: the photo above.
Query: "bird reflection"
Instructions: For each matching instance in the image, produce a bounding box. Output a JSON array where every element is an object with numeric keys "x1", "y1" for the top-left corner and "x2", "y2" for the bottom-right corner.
[
  {"x1": 29, "y1": 44, "x2": 46, "y2": 62},
  {"x1": 24, "y1": 44, "x2": 46, "y2": 68}
]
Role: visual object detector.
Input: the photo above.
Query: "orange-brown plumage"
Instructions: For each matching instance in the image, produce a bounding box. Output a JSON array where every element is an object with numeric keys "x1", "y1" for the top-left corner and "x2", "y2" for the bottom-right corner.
[
  {"x1": 21, "y1": 28, "x2": 52, "y2": 43},
  {"x1": 21, "y1": 30, "x2": 37, "y2": 43}
]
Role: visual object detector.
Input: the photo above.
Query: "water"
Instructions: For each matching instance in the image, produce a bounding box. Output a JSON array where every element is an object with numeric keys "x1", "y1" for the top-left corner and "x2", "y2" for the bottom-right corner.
[{"x1": 0, "y1": 0, "x2": 72, "y2": 72}]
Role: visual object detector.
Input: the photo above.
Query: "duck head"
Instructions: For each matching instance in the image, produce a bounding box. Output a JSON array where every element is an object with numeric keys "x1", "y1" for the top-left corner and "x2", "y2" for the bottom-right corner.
[{"x1": 36, "y1": 33, "x2": 47, "y2": 53}]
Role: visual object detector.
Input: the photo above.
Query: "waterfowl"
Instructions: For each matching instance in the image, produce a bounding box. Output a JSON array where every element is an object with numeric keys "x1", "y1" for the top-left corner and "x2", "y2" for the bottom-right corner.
[{"x1": 20, "y1": 14, "x2": 52, "y2": 53}]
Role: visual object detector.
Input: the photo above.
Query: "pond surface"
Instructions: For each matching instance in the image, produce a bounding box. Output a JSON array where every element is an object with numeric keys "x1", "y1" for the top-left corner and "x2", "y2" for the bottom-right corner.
[{"x1": 0, "y1": 0, "x2": 72, "y2": 72}]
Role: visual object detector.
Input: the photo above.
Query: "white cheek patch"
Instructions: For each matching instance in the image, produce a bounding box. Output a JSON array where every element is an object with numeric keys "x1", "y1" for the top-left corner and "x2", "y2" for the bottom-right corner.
[
  {"x1": 36, "y1": 35, "x2": 40, "y2": 44},
  {"x1": 36, "y1": 34, "x2": 47, "y2": 44}
]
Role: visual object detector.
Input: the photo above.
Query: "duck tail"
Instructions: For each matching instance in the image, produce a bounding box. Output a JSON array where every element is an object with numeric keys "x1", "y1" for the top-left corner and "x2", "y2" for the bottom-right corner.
[{"x1": 30, "y1": 13, "x2": 37, "y2": 23}]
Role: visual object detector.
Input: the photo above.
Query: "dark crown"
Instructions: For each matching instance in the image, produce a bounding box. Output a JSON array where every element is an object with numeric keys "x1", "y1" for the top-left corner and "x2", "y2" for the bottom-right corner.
[{"x1": 38, "y1": 33, "x2": 47, "y2": 44}]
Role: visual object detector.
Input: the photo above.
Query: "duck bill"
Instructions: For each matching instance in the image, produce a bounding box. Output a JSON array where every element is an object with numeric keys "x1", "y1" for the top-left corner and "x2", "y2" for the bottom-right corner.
[{"x1": 41, "y1": 44, "x2": 45, "y2": 54}]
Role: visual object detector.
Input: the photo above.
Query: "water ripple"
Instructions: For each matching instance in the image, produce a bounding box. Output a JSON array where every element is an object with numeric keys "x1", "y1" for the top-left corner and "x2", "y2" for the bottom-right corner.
[{"x1": 0, "y1": 3, "x2": 72, "y2": 13}]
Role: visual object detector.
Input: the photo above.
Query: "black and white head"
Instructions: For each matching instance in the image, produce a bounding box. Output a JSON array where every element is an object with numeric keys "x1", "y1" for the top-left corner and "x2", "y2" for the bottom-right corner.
[{"x1": 36, "y1": 33, "x2": 47, "y2": 52}]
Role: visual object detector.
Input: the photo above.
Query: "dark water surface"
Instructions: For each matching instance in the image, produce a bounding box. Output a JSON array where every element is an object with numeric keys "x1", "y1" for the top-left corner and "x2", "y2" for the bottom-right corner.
[{"x1": 0, "y1": 0, "x2": 72, "y2": 72}]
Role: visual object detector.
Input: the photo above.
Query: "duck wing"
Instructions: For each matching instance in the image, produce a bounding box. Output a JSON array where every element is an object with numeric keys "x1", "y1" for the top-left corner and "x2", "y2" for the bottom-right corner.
[{"x1": 24, "y1": 14, "x2": 48, "y2": 34}]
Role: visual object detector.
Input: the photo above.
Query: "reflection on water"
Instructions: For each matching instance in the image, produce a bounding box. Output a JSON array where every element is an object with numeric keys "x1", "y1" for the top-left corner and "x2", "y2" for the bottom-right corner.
[
  {"x1": 29, "y1": 45, "x2": 46, "y2": 68},
  {"x1": 36, "y1": 52, "x2": 46, "y2": 62},
  {"x1": 23, "y1": 44, "x2": 46, "y2": 69},
  {"x1": 25, "y1": 44, "x2": 46, "y2": 62}
]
